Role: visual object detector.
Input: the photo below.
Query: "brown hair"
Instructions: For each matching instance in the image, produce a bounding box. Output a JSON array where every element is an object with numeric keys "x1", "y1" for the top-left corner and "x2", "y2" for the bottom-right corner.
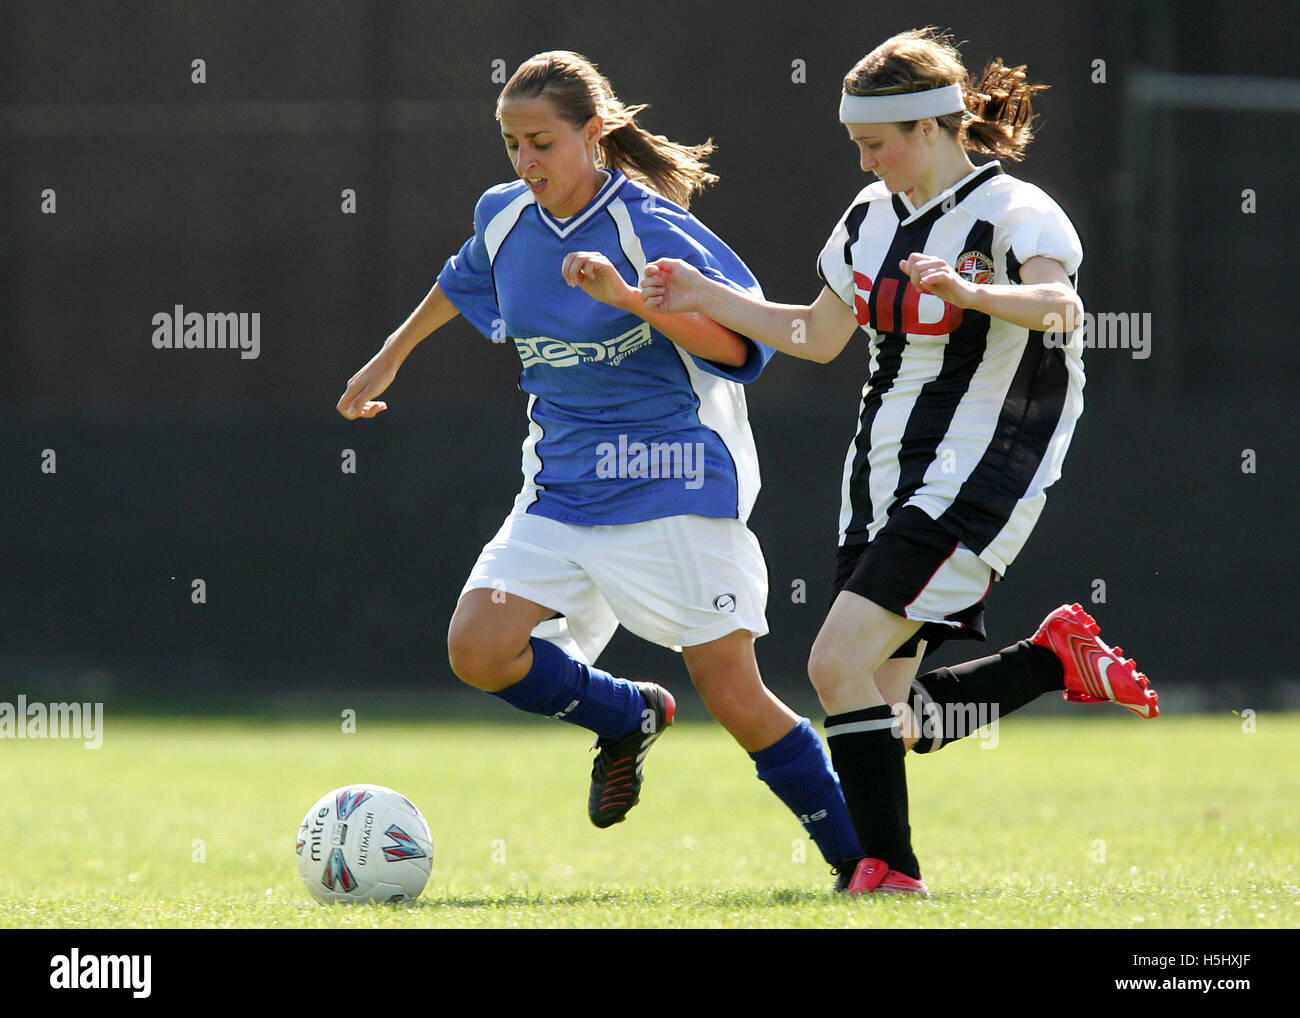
[
  {"x1": 843, "y1": 27, "x2": 1048, "y2": 161},
  {"x1": 497, "y1": 50, "x2": 718, "y2": 208}
]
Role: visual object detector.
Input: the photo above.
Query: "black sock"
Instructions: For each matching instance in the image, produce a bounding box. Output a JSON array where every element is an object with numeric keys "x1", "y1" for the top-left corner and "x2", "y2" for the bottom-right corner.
[
  {"x1": 909, "y1": 640, "x2": 1063, "y2": 753},
  {"x1": 824, "y1": 705, "x2": 921, "y2": 879}
]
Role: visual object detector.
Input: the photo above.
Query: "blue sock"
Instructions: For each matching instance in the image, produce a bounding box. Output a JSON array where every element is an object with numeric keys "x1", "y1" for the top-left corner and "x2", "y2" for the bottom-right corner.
[
  {"x1": 490, "y1": 637, "x2": 646, "y2": 741},
  {"x1": 751, "y1": 718, "x2": 864, "y2": 867}
]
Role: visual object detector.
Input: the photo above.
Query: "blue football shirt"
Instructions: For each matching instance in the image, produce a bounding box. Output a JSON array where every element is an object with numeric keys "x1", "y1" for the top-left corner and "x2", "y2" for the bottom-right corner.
[{"x1": 437, "y1": 170, "x2": 773, "y2": 525}]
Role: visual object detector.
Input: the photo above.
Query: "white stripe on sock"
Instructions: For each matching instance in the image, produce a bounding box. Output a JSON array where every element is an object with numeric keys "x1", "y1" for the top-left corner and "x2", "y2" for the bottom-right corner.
[{"x1": 824, "y1": 718, "x2": 898, "y2": 738}]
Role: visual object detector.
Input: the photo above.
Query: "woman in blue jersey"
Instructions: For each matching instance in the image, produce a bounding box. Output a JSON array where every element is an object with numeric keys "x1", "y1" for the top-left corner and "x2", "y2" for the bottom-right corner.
[
  {"x1": 337, "y1": 51, "x2": 865, "y2": 886},
  {"x1": 637, "y1": 28, "x2": 1159, "y2": 895}
]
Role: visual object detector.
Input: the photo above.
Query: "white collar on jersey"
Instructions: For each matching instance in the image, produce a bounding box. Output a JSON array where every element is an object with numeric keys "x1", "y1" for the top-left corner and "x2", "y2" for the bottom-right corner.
[
  {"x1": 894, "y1": 161, "x2": 1002, "y2": 223},
  {"x1": 533, "y1": 169, "x2": 623, "y2": 238}
]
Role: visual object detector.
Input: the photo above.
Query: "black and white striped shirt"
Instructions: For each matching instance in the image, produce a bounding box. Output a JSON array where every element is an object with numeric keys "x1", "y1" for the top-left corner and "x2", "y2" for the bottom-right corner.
[{"x1": 817, "y1": 161, "x2": 1084, "y2": 575}]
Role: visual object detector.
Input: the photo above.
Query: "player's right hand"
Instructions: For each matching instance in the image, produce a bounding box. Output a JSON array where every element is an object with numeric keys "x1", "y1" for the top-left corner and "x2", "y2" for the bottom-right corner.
[
  {"x1": 640, "y1": 258, "x2": 706, "y2": 314},
  {"x1": 337, "y1": 351, "x2": 397, "y2": 419}
]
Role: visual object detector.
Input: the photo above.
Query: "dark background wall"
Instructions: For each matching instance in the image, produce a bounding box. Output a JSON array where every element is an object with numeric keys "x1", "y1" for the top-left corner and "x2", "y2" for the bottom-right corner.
[{"x1": 2, "y1": 0, "x2": 1296, "y2": 717}]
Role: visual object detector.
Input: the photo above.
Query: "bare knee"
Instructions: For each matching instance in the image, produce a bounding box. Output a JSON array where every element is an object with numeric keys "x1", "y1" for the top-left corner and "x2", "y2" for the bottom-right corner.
[
  {"x1": 445, "y1": 588, "x2": 556, "y2": 691},
  {"x1": 809, "y1": 641, "x2": 895, "y2": 714},
  {"x1": 446, "y1": 617, "x2": 525, "y2": 692},
  {"x1": 807, "y1": 641, "x2": 852, "y2": 703}
]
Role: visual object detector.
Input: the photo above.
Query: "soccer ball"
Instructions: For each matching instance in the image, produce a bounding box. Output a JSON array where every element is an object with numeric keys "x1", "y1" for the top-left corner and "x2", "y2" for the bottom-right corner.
[{"x1": 295, "y1": 784, "x2": 433, "y2": 905}]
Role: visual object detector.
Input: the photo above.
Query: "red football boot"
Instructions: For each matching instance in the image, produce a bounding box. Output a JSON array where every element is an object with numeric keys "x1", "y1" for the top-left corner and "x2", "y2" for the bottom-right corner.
[
  {"x1": 845, "y1": 857, "x2": 930, "y2": 897},
  {"x1": 1030, "y1": 604, "x2": 1159, "y2": 718}
]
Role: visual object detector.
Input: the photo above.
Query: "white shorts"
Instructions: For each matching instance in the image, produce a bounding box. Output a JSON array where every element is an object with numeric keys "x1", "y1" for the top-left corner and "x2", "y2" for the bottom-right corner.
[{"x1": 460, "y1": 511, "x2": 769, "y2": 665}]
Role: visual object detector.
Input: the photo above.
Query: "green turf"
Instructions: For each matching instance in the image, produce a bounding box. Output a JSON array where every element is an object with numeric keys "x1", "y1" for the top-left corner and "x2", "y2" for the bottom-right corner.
[{"x1": 1, "y1": 713, "x2": 1296, "y2": 928}]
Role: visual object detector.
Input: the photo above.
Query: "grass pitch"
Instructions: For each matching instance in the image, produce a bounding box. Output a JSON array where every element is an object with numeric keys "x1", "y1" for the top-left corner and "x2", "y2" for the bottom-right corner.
[{"x1": 1, "y1": 713, "x2": 1296, "y2": 929}]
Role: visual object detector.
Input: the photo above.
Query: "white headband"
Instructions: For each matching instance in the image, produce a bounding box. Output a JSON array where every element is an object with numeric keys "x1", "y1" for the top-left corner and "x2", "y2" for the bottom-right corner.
[{"x1": 839, "y1": 84, "x2": 965, "y2": 124}]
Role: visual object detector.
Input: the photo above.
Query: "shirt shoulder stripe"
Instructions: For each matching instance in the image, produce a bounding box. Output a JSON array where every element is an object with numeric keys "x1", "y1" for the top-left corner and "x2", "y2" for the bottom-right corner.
[{"x1": 484, "y1": 190, "x2": 535, "y2": 263}]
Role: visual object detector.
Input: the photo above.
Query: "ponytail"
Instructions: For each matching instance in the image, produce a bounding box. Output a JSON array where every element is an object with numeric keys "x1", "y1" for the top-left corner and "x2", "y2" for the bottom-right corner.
[
  {"x1": 963, "y1": 59, "x2": 1048, "y2": 161},
  {"x1": 499, "y1": 51, "x2": 718, "y2": 207},
  {"x1": 843, "y1": 27, "x2": 1050, "y2": 162}
]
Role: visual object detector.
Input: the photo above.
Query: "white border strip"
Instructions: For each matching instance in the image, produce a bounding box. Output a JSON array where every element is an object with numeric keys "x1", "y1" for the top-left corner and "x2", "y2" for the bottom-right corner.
[{"x1": 824, "y1": 717, "x2": 898, "y2": 737}]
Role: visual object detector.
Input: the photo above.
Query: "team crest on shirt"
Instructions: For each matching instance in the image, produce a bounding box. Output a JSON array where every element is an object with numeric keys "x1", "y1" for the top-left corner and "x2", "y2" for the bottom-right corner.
[{"x1": 955, "y1": 251, "x2": 995, "y2": 285}]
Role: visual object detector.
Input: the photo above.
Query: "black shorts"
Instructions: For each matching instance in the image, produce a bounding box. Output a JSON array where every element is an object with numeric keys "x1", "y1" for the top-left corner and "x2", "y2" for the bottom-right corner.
[{"x1": 831, "y1": 507, "x2": 992, "y2": 660}]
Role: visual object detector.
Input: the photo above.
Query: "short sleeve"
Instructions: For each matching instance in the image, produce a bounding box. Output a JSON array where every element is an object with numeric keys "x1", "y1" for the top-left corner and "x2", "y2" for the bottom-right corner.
[
  {"x1": 1002, "y1": 186, "x2": 1083, "y2": 279},
  {"x1": 635, "y1": 199, "x2": 775, "y2": 384},
  {"x1": 435, "y1": 194, "x2": 502, "y2": 339},
  {"x1": 816, "y1": 210, "x2": 856, "y2": 308},
  {"x1": 684, "y1": 255, "x2": 774, "y2": 384}
]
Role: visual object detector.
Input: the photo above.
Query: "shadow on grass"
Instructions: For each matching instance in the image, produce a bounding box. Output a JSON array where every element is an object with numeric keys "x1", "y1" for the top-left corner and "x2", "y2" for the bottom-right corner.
[{"x1": 403, "y1": 886, "x2": 841, "y2": 910}]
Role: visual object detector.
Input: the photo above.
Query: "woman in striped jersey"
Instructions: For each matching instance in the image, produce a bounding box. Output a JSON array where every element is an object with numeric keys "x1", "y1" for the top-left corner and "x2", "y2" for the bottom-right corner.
[
  {"x1": 639, "y1": 28, "x2": 1159, "y2": 894},
  {"x1": 337, "y1": 51, "x2": 869, "y2": 887}
]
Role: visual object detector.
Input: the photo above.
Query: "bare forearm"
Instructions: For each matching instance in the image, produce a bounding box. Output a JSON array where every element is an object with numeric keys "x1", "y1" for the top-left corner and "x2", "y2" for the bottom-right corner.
[
  {"x1": 966, "y1": 282, "x2": 1083, "y2": 332},
  {"x1": 638, "y1": 258, "x2": 857, "y2": 364},
  {"x1": 383, "y1": 282, "x2": 460, "y2": 365},
  {"x1": 622, "y1": 290, "x2": 751, "y2": 367},
  {"x1": 338, "y1": 282, "x2": 461, "y2": 420},
  {"x1": 694, "y1": 286, "x2": 806, "y2": 358},
  {"x1": 695, "y1": 280, "x2": 855, "y2": 363}
]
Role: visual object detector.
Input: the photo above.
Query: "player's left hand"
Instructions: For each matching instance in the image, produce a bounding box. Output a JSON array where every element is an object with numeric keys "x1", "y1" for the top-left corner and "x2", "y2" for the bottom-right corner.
[
  {"x1": 898, "y1": 253, "x2": 977, "y2": 307},
  {"x1": 562, "y1": 251, "x2": 637, "y2": 310}
]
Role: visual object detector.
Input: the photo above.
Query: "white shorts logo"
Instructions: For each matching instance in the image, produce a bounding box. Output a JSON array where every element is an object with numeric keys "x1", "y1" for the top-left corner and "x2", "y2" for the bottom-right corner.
[
  {"x1": 515, "y1": 322, "x2": 652, "y2": 368},
  {"x1": 712, "y1": 593, "x2": 737, "y2": 613}
]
